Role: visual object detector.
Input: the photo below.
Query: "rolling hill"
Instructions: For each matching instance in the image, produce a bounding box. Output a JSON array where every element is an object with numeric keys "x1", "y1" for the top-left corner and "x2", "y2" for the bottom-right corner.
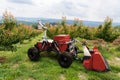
[{"x1": 0, "y1": 16, "x2": 120, "y2": 27}]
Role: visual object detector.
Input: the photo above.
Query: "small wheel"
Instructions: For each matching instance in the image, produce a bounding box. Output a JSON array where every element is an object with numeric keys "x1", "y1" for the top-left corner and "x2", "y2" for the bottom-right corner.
[
  {"x1": 27, "y1": 47, "x2": 40, "y2": 61},
  {"x1": 58, "y1": 52, "x2": 73, "y2": 68}
]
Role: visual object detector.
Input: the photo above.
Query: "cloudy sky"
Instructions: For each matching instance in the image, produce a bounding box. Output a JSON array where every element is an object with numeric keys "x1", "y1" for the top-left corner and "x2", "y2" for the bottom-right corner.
[{"x1": 0, "y1": 0, "x2": 120, "y2": 22}]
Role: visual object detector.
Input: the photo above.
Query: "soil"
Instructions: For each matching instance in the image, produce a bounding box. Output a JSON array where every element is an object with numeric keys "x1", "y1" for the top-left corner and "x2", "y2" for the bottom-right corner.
[
  {"x1": 60, "y1": 74, "x2": 66, "y2": 80},
  {"x1": 87, "y1": 39, "x2": 105, "y2": 46},
  {"x1": 78, "y1": 72, "x2": 87, "y2": 80},
  {"x1": 0, "y1": 56, "x2": 6, "y2": 63},
  {"x1": 12, "y1": 63, "x2": 19, "y2": 69},
  {"x1": 113, "y1": 37, "x2": 120, "y2": 45}
]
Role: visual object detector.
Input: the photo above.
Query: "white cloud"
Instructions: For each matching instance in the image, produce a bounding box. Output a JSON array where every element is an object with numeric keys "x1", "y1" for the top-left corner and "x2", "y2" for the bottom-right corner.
[
  {"x1": 8, "y1": 0, "x2": 33, "y2": 4},
  {"x1": 0, "y1": 0, "x2": 120, "y2": 22}
]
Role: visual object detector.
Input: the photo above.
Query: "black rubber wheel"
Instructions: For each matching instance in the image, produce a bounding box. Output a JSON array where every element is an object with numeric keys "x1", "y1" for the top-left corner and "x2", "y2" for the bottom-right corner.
[
  {"x1": 58, "y1": 52, "x2": 73, "y2": 68},
  {"x1": 27, "y1": 47, "x2": 40, "y2": 61}
]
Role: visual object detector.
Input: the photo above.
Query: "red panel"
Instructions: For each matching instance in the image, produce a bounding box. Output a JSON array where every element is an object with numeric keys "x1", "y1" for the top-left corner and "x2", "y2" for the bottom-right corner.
[
  {"x1": 83, "y1": 46, "x2": 109, "y2": 72},
  {"x1": 83, "y1": 58, "x2": 92, "y2": 70},
  {"x1": 53, "y1": 34, "x2": 71, "y2": 42},
  {"x1": 92, "y1": 47, "x2": 107, "y2": 71},
  {"x1": 37, "y1": 42, "x2": 42, "y2": 49},
  {"x1": 58, "y1": 44, "x2": 68, "y2": 53},
  {"x1": 53, "y1": 34, "x2": 71, "y2": 52},
  {"x1": 92, "y1": 53, "x2": 106, "y2": 71}
]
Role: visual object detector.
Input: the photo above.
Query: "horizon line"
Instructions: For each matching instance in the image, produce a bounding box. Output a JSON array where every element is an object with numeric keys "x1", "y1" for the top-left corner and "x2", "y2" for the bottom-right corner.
[{"x1": 0, "y1": 16, "x2": 120, "y2": 23}]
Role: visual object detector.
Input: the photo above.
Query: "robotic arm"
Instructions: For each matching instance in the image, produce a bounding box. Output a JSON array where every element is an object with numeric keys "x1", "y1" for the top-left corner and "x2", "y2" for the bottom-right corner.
[{"x1": 38, "y1": 21, "x2": 48, "y2": 41}]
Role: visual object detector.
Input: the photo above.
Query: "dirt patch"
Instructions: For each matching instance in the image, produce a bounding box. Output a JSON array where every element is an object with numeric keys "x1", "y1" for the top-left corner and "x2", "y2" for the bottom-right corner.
[
  {"x1": 78, "y1": 72, "x2": 87, "y2": 80},
  {"x1": 28, "y1": 77, "x2": 35, "y2": 80},
  {"x1": 113, "y1": 37, "x2": 120, "y2": 45},
  {"x1": 108, "y1": 57, "x2": 120, "y2": 66},
  {"x1": 87, "y1": 39, "x2": 110, "y2": 51},
  {"x1": 59, "y1": 74, "x2": 66, "y2": 80},
  {"x1": 88, "y1": 39, "x2": 105, "y2": 45},
  {"x1": 118, "y1": 73, "x2": 120, "y2": 77},
  {"x1": 12, "y1": 63, "x2": 19, "y2": 69},
  {"x1": 0, "y1": 56, "x2": 6, "y2": 63},
  {"x1": 115, "y1": 57, "x2": 120, "y2": 61}
]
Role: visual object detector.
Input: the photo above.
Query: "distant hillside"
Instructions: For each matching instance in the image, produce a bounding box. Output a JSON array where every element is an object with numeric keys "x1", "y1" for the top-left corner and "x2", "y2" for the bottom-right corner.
[
  {"x1": 15, "y1": 17, "x2": 104, "y2": 27},
  {"x1": 0, "y1": 17, "x2": 2, "y2": 23},
  {"x1": 0, "y1": 16, "x2": 120, "y2": 27}
]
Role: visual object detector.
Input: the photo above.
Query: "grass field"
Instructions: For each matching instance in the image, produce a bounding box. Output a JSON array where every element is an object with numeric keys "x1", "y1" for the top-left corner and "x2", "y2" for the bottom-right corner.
[{"x1": 0, "y1": 34, "x2": 120, "y2": 80}]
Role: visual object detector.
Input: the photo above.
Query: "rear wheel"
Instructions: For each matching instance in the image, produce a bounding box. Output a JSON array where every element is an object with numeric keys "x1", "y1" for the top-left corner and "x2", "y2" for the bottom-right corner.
[
  {"x1": 58, "y1": 52, "x2": 73, "y2": 68},
  {"x1": 27, "y1": 47, "x2": 40, "y2": 61}
]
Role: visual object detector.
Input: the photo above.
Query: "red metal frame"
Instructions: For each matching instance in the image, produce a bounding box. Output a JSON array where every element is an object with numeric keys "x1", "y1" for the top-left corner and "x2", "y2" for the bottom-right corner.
[
  {"x1": 36, "y1": 34, "x2": 71, "y2": 53},
  {"x1": 83, "y1": 46, "x2": 109, "y2": 72}
]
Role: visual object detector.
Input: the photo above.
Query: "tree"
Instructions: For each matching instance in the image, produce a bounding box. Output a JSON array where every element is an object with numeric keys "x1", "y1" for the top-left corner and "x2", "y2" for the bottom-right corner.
[
  {"x1": 61, "y1": 16, "x2": 66, "y2": 27},
  {"x1": 32, "y1": 23, "x2": 38, "y2": 29},
  {"x1": 73, "y1": 18, "x2": 79, "y2": 27},
  {"x1": 96, "y1": 17, "x2": 119, "y2": 42},
  {"x1": 61, "y1": 16, "x2": 68, "y2": 34},
  {"x1": 2, "y1": 10, "x2": 17, "y2": 30},
  {"x1": 96, "y1": 24, "x2": 103, "y2": 38},
  {"x1": 102, "y1": 17, "x2": 113, "y2": 41}
]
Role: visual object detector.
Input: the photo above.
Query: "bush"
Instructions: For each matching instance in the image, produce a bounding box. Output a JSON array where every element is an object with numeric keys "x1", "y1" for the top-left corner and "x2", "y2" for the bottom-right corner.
[
  {"x1": 0, "y1": 25, "x2": 40, "y2": 47},
  {"x1": 116, "y1": 45, "x2": 120, "y2": 51},
  {"x1": 45, "y1": 17, "x2": 120, "y2": 42},
  {"x1": 32, "y1": 23, "x2": 38, "y2": 29},
  {"x1": 0, "y1": 28, "x2": 40, "y2": 51},
  {"x1": 96, "y1": 17, "x2": 120, "y2": 42},
  {"x1": 0, "y1": 11, "x2": 41, "y2": 51},
  {"x1": 2, "y1": 10, "x2": 17, "y2": 30}
]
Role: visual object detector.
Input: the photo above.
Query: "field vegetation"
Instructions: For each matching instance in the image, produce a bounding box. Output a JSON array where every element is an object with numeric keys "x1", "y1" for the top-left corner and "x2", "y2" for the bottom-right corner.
[
  {"x1": 0, "y1": 11, "x2": 120, "y2": 80},
  {"x1": 0, "y1": 11, "x2": 41, "y2": 51},
  {"x1": 47, "y1": 17, "x2": 120, "y2": 42}
]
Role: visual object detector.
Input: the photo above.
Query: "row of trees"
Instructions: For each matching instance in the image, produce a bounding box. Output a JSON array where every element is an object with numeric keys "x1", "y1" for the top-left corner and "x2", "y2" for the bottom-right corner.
[
  {"x1": 0, "y1": 11, "x2": 40, "y2": 50},
  {"x1": 0, "y1": 10, "x2": 119, "y2": 51},
  {"x1": 47, "y1": 17, "x2": 120, "y2": 42}
]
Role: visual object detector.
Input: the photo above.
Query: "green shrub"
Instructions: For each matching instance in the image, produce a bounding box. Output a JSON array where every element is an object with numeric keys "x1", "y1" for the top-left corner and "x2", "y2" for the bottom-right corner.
[
  {"x1": 2, "y1": 10, "x2": 17, "y2": 30},
  {"x1": 96, "y1": 17, "x2": 120, "y2": 42},
  {"x1": 0, "y1": 24, "x2": 41, "y2": 51},
  {"x1": 46, "y1": 17, "x2": 120, "y2": 42},
  {"x1": 32, "y1": 23, "x2": 38, "y2": 29},
  {"x1": 116, "y1": 45, "x2": 120, "y2": 51}
]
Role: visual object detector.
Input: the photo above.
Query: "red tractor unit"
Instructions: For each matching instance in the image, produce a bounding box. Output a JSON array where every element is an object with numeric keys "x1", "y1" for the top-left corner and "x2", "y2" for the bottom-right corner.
[
  {"x1": 27, "y1": 22, "x2": 110, "y2": 71},
  {"x1": 28, "y1": 22, "x2": 78, "y2": 68}
]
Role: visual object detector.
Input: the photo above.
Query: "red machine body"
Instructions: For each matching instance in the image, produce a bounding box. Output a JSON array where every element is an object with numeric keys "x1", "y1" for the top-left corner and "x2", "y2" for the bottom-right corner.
[
  {"x1": 83, "y1": 47, "x2": 110, "y2": 72},
  {"x1": 37, "y1": 40, "x2": 53, "y2": 50},
  {"x1": 28, "y1": 33, "x2": 77, "y2": 68},
  {"x1": 53, "y1": 34, "x2": 71, "y2": 53},
  {"x1": 36, "y1": 34, "x2": 72, "y2": 53}
]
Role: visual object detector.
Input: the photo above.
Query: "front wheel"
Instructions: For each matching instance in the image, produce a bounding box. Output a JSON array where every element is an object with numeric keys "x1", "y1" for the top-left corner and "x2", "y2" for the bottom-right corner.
[
  {"x1": 27, "y1": 47, "x2": 40, "y2": 61},
  {"x1": 58, "y1": 52, "x2": 73, "y2": 68}
]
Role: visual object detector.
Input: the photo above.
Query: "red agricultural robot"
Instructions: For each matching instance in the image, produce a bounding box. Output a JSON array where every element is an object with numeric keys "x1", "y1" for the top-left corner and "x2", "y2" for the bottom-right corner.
[{"x1": 27, "y1": 22, "x2": 110, "y2": 71}]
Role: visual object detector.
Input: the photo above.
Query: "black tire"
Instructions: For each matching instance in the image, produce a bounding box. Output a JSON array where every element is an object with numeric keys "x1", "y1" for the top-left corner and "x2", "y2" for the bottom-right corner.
[
  {"x1": 58, "y1": 52, "x2": 73, "y2": 68},
  {"x1": 27, "y1": 47, "x2": 40, "y2": 61}
]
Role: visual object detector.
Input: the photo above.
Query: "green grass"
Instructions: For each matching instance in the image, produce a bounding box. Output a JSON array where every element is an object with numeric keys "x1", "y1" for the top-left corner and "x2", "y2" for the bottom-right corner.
[{"x1": 0, "y1": 34, "x2": 120, "y2": 80}]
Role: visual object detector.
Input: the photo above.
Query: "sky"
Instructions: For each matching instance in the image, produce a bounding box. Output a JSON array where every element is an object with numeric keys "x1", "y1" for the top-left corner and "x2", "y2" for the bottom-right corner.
[{"x1": 0, "y1": 0, "x2": 120, "y2": 22}]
